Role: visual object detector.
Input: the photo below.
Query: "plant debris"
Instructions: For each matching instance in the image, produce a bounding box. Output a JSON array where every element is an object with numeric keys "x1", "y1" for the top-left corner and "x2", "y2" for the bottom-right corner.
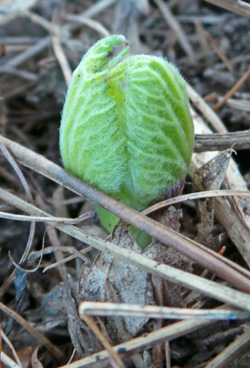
[{"x1": 0, "y1": 1, "x2": 250, "y2": 367}]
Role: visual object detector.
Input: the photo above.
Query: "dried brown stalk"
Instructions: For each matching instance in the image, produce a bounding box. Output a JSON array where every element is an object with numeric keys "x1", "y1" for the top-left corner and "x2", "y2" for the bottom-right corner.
[
  {"x1": 1, "y1": 135, "x2": 250, "y2": 295},
  {"x1": 203, "y1": 0, "x2": 250, "y2": 19},
  {"x1": 194, "y1": 130, "x2": 250, "y2": 151},
  {"x1": 60, "y1": 308, "x2": 230, "y2": 368},
  {"x1": 2, "y1": 189, "x2": 250, "y2": 312},
  {"x1": 213, "y1": 68, "x2": 250, "y2": 111},
  {"x1": 153, "y1": 0, "x2": 195, "y2": 61},
  {"x1": 81, "y1": 315, "x2": 126, "y2": 368}
]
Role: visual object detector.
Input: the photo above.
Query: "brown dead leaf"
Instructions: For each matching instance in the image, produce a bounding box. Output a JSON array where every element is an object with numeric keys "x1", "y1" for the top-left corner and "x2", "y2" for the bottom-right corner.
[{"x1": 79, "y1": 222, "x2": 154, "y2": 337}]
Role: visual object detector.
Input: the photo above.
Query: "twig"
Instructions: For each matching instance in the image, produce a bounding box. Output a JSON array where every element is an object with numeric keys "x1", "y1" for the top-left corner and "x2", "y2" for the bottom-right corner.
[
  {"x1": 42, "y1": 246, "x2": 92, "y2": 272},
  {"x1": 21, "y1": 10, "x2": 57, "y2": 34},
  {"x1": 79, "y1": 302, "x2": 250, "y2": 320},
  {"x1": 0, "y1": 352, "x2": 21, "y2": 368},
  {"x1": 204, "y1": 30, "x2": 233, "y2": 72},
  {"x1": 222, "y1": 98, "x2": 250, "y2": 112},
  {"x1": 1, "y1": 330, "x2": 23, "y2": 368},
  {"x1": 186, "y1": 83, "x2": 227, "y2": 133},
  {"x1": 62, "y1": 0, "x2": 117, "y2": 35},
  {"x1": 51, "y1": 33, "x2": 72, "y2": 86},
  {"x1": 153, "y1": 0, "x2": 196, "y2": 61},
  {"x1": 0, "y1": 210, "x2": 93, "y2": 224},
  {"x1": 194, "y1": 130, "x2": 250, "y2": 151},
  {"x1": 1, "y1": 135, "x2": 250, "y2": 294},
  {"x1": 0, "y1": 301, "x2": 63, "y2": 360},
  {"x1": 79, "y1": 0, "x2": 117, "y2": 19},
  {"x1": 2, "y1": 188, "x2": 250, "y2": 311},
  {"x1": 66, "y1": 15, "x2": 110, "y2": 37},
  {"x1": 81, "y1": 315, "x2": 126, "y2": 368},
  {"x1": 0, "y1": 67, "x2": 37, "y2": 81},
  {"x1": 213, "y1": 68, "x2": 250, "y2": 111},
  {"x1": 5, "y1": 37, "x2": 50, "y2": 67},
  {"x1": 59, "y1": 307, "x2": 230, "y2": 368},
  {"x1": 203, "y1": 0, "x2": 250, "y2": 19},
  {"x1": 142, "y1": 189, "x2": 250, "y2": 215},
  {"x1": 0, "y1": 141, "x2": 35, "y2": 265}
]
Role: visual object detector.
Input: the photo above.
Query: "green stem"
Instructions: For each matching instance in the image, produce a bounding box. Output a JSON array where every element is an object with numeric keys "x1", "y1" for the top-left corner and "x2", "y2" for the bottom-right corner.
[{"x1": 95, "y1": 205, "x2": 151, "y2": 249}]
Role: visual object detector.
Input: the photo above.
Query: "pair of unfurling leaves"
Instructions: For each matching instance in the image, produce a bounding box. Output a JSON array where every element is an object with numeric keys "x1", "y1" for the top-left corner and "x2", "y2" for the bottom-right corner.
[{"x1": 60, "y1": 35, "x2": 194, "y2": 248}]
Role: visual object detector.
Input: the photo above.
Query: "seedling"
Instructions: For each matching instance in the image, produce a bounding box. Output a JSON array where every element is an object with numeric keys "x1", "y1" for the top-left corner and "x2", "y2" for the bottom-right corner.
[{"x1": 60, "y1": 35, "x2": 194, "y2": 248}]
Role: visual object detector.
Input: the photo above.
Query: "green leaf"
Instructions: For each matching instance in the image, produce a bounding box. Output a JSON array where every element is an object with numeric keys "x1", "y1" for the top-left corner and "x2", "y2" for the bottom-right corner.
[{"x1": 60, "y1": 35, "x2": 194, "y2": 248}]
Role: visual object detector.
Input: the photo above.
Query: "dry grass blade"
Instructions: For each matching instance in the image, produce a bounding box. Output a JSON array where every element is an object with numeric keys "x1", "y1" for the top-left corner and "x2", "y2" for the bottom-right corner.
[
  {"x1": 203, "y1": 0, "x2": 250, "y2": 19},
  {"x1": 79, "y1": 302, "x2": 250, "y2": 320},
  {"x1": 153, "y1": 0, "x2": 195, "y2": 61},
  {"x1": 79, "y1": 0, "x2": 117, "y2": 19},
  {"x1": 1, "y1": 1, "x2": 249, "y2": 365},
  {"x1": 51, "y1": 34, "x2": 72, "y2": 86},
  {"x1": 0, "y1": 141, "x2": 35, "y2": 264},
  {"x1": 6, "y1": 37, "x2": 50, "y2": 68},
  {"x1": 22, "y1": 10, "x2": 57, "y2": 34},
  {"x1": 60, "y1": 308, "x2": 230, "y2": 368},
  {"x1": 186, "y1": 83, "x2": 227, "y2": 133},
  {"x1": 0, "y1": 351, "x2": 21, "y2": 368},
  {"x1": 0, "y1": 211, "x2": 93, "y2": 224},
  {"x1": 213, "y1": 68, "x2": 250, "y2": 111},
  {"x1": 204, "y1": 30, "x2": 233, "y2": 72},
  {"x1": 2, "y1": 188, "x2": 250, "y2": 312},
  {"x1": 66, "y1": 15, "x2": 110, "y2": 37},
  {"x1": 1, "y1": 330, "x2": 22, "y2": 368},
  {"x1": 142, "y1": 189, "x2": 250, "y2": 215},
  {"x1": 81, "y1": 315, "x2": 126, "y2": 368},
  {"x1": 1, "y1": 135, "x2": 250, "y2": 294}
]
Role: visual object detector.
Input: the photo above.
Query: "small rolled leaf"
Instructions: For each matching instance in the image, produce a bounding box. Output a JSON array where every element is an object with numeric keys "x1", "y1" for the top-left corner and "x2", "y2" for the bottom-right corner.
[{"x1": 60, "y1": 35, "x2": 194, "y2": 246}]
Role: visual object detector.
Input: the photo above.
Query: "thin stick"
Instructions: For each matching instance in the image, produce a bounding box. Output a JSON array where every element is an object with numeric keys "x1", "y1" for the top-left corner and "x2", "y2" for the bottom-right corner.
[
  {"x1": 153, "y1": 0, "x2": 195, "y2": 61},
  {"x1": 142, "y1": 189, "x2": 250, "y2": 215},
  {"x1": 213, "y1": 68, "x2": 250, "y2": 112},
  {"x1": 0, "y1": 211, "x2": 93, "y2": 224},
  {"x1": 2, "y1": 190, "x2": 250, "y2": 221},
  {"x1": 186, "y1": 83, "x2": 227, "y2": 133},
  {"x1": 81, "y1": 315, "x2": 126, "y2": 368},
  {"x1": 0, "y1": 352, "x2": 21, "y2": 368},
  {"x1": 79, "y1": 0, "x2": 117, "y2": 19},
  {"x1": 0, "y1": 141, "x2": 35, "y2": 264},
  {"x1": 204, "y1": 30, "x2": 233, "y2": 72},
  {"x1": 194, "y1": 130, "x2": 250, "y2": 151},
  {"x1": 6, "y1": 37, "x2": 50, "y2": 67},
  {"x1": 0, "y1": 67, "x2": 37, "y2": 81},
  {"x1": 59, "y1": 308, "x2": 229, "y2": 368},
  {"x1": 66, "y1": 15, "x2": 110, "y2": 37},
  {"x1": 21, "y1": 10, "x2": 57, "y2": 34},
  {"x1": 1, "y1": 330, "x2": 23, "y2": 368},
  {"x1": 2, "y1": 188, "x2": 250, "y2": 312},
  {"x1": 1, "y1": 135, "x2": 250, "y2": 294},
  {"x1": 79, "y1": 302, "x2": 250, "y2": 320},
  {"x1": 203, "y1": 0, "x2": 250, "y2": 19},
  {"x1": 51, "y1": 34, "x2": 72, "y2": 86}
]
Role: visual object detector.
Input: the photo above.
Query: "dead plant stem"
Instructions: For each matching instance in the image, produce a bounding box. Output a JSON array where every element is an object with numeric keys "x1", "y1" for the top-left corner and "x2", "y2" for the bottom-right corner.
[{"x1": 1, "y1": 135, "x2": 250, "y2": 294}]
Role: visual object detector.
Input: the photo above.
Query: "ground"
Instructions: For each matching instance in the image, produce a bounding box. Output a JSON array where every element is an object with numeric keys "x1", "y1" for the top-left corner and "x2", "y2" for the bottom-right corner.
[{"x1": 0, "y1": 1, "x2": 250, "y2": 367}]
